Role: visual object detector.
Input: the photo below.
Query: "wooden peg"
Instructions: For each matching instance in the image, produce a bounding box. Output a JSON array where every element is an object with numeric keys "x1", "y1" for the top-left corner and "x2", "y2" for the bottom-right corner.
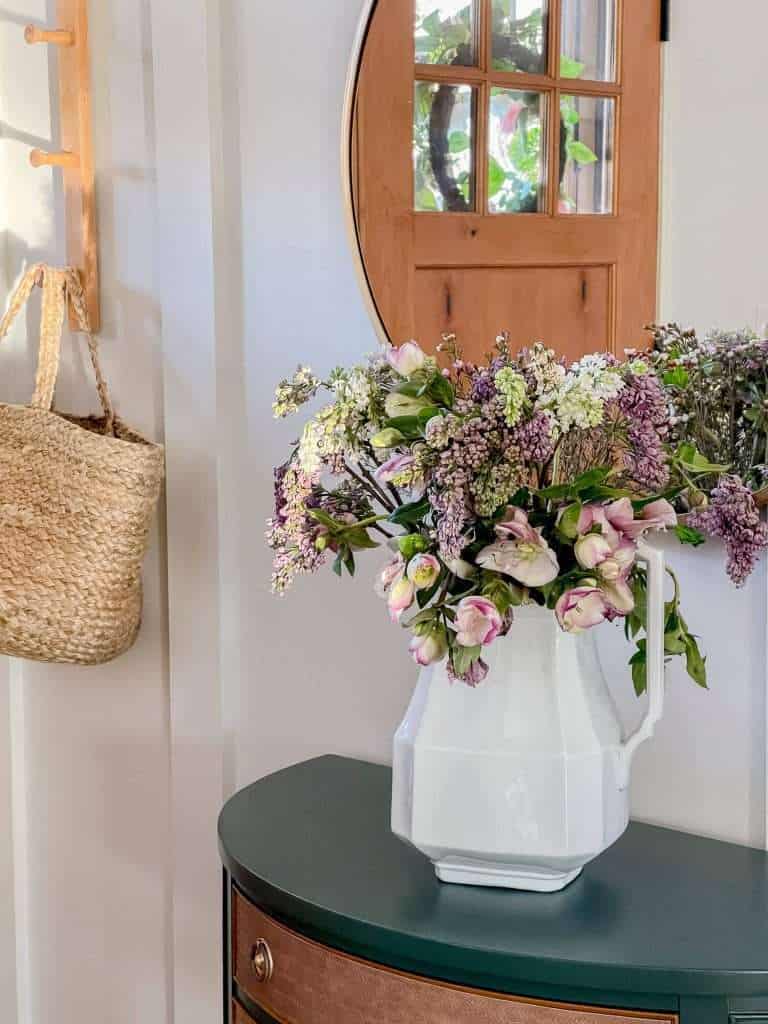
[
  {"x1": 24, "y1": 25, "x2": 74, "y2": 47},
  {"x1": 30, "y1": 149, "x2": 80, "y2": 170}
]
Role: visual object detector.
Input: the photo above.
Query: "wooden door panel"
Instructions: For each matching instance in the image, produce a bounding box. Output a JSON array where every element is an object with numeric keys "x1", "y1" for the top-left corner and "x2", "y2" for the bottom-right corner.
[
  {"x1": 353, "y1": 0, "x2": 661, "y2": 360},
  {"x1": 415, "y1": 265, "x2": 611, "y2": 362}
]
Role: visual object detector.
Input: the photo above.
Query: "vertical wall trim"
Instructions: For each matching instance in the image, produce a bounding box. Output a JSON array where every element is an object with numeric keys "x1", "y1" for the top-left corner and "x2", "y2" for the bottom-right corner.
[
  {"x1": 150, "y1": 0, "x2": 229, "y2": 1019},
  {"x1": 9, "y1": 662, "x2": 31, "y2": 1024}
]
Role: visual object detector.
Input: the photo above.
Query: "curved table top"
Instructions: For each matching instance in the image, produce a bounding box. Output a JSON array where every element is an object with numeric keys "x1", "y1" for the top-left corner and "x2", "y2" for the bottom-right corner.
[{"x1": 219, "y1": 755, "x2": 768, "y2": 1007}]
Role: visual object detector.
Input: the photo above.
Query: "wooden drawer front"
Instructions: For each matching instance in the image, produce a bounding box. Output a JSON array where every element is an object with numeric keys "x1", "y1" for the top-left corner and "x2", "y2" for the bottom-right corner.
[
  {"x1": 234, "y1": 1000, "x2": 278, "y2": 1024},
  {"x1": 233, "y1": 892, "x2": 677, "y2": 1024}
]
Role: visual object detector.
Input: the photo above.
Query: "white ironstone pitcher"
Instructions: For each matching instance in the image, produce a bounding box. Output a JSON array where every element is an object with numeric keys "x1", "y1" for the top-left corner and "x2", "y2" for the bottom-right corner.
[{"x1": 392, "y1": 539, "x2": 665, "y2": 892}]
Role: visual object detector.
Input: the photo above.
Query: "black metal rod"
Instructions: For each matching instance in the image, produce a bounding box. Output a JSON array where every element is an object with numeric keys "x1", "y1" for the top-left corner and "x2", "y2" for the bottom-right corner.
[{"x1": 660, "y1": 0, "x2": 670, "y2": 41}]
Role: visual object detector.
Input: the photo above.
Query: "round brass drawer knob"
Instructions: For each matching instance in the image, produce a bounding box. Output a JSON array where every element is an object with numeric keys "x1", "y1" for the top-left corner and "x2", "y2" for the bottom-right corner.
[{"x1": 251, "y1": 938, "x2": 274, "y2": 983}]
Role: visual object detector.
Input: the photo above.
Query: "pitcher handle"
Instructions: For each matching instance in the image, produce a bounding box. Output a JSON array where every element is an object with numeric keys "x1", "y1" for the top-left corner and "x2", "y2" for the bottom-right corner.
[{"x1": 617, "y1": 538, "x2": 666, "y2": 790}]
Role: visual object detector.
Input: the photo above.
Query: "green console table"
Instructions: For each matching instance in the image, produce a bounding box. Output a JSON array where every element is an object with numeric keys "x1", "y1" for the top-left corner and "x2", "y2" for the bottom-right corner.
[{"x1": 218, "y1": 756, "x2": 768, "y2": 1024}]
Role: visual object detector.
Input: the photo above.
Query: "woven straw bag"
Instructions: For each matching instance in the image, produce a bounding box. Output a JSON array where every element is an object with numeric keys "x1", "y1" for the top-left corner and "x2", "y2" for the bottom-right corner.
[{"x1": 0, "y1": 264, "x2": 165, "y2": 665}]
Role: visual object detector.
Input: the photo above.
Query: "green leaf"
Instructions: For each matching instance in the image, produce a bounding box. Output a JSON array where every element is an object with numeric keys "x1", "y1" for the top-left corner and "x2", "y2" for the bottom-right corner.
[
  {"x1": 674, "y1": 524, "x2": 706, "y2": 548},
  {"x1": 567, "y1": 140, "x2": 598, "y2": 165},
  {"x1": 404, "y1": 607, "x2": 438, "y2": 629},
  {"x1": 343, "y1": 548, "x2": 356, "y2": 577},
  {"x1": 389, "y1": 497, "x2": 431, "y2": 526},
  {"x1": 385, "y1": 415, "x2": 424, "y2": 439},
  {"x1": 482, "y1": 576, "x2": 523, "y2": 615},
  {"x1": 684, "y1": 634, "x2": 708, "y2": 688},
  {"x1": 536, "y1": 482, "x2": 572, "y2": 501},
  {"x1": 557, "y1": 501, "x2": 582, "y2": 541},
  {"x1": 560, "y1": 55, "x2": 586, "y2": 79},
  {"x1": 345, "y1": 528, "x2": 379, "y2": 551},
  {"x1": 561, "y1": 103, "x2": 580, "y2": 127},
  {"x1": 664, "y1": 631, "x2": 687, "y2": 655},
  {"x1": 674, "y1": 442, "x2": 729, "y2": 475},
  {"x1": 416, "y1": 187, "x2": 438, "y2": 211},
  {"x1": 416, "y1": 574, "x2": 443, "y2": 609},
  {"x1": 448, "y1": 130, "x2": 471, "y2": 153},
  {"x1": 452, "y1": 643, "x2": 482, "y2": 678},
  {"x1": 663, "y1": 366, "x2": 690, "y2": 389},
  {"x1": 488, "y1": 156, "x2": 506, "y2": 199},
  {"x1": 332, "y1": 553, "x2": 344, "y2": 577},
  {"x1": 309, "y1": 509, "x2": 342, "y2": 531},
  {"x1": 572, "y1": 467, "x2": 612, "y2": 491},
  {"x1": 630, "y1": 648, "x2": 647, "y2": 697},
  {"x1": 427, "y1": 374, "x2": 455, "y2": 408},
  {"x1": 580, "y1": 485, "x2": 633, "y2": 502}
]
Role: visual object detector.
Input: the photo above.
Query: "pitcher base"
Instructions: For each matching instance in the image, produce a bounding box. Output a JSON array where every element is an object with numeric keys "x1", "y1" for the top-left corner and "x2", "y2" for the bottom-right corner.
[{"x1": 434, "y1": 858, "x2": 584, "y2": 892}]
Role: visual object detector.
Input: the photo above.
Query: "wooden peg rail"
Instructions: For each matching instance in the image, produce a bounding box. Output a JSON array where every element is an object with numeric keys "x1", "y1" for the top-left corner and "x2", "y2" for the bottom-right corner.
[{"x1": 25, "y1": 0, "x2": 99, "y2": 332}]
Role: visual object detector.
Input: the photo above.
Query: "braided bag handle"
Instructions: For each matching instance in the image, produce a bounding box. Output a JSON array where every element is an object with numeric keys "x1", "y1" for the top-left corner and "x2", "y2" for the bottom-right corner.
[{"x1": 0, "y1": 264, "x2": 115, "y2": 435}]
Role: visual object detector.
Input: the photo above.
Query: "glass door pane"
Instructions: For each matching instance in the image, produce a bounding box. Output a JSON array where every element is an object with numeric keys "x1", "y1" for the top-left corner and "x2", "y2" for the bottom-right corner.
[
  {"x1": 490, "y1": 0, "x2": 548, "y2": 74},
  {"x1": 488, "y1": 88, "x2": 547, "y2": 213},
  {"x1": 560, "y1": 0, "x2": 617, "y2": 81},
  {"x1": 415, "y1": 0, "x2": 478, "y2": 66},
  {"x1": 414, "y1": 82, "x2": 477, "y2": 211},
  {"x1": 559, "y1": 94, "x2": 615, "y2": 214}
]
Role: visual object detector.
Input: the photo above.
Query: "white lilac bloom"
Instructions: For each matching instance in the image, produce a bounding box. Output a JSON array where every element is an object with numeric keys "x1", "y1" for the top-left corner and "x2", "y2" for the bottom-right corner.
[
  {"x1": 272, "y1": 365, "x2": 320, "y2": 419},
  {"x1": 494, "y1": 368, "x2": 528, "y2": 427},
  {"x1": 333, "y1": 366, "x2": 373, "y2": 412},
  {"x1": 540, "y1": 353, "x2": 625, "y2": 433},
  {"x1": 298, "y1": 418, "x2": 325, "y2": 475},
  {"x1": 298, "y1": 404, "x2": 349, "y2": 475}
]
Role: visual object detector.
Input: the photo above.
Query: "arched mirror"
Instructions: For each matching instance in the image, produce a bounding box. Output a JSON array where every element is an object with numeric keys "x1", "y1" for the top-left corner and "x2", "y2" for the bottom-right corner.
[{"x1": 344, "y1": 0, "x2": 662, "y2": 361}]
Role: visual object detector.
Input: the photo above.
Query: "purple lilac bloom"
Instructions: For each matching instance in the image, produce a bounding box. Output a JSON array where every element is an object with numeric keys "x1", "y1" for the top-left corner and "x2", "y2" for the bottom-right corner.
[
  {"x1": 513, "y1": 411, "x2": 556, "y2": 463},
  {"x1": 429, "y1": 397, "x2": 518, "y2": 558},
  {"x1": 616, "y1": 371, "x2": 670, "y2": 490},
  {"x1": 267, "y1": 463, "x2": 327, "y2": 593},
  {"x1": 688, "y1": 475, "x2": 768, "y2": 587},
  {"x1": 470, "y1": 368, "x2": 497, "y2": 403}
]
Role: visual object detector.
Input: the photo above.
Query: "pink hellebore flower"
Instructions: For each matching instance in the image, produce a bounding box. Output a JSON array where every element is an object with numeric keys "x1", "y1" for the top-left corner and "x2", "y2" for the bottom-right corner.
[
  {"x1": 555, "y1": 586, "x2": 610, "y2": 633},
  {"x1": 455, "y1": 596, "x2": 504, "y2": 648},
  {"x1": 477, "y1": 539, "x2": 559, "y2": 587},
  {"x1": 574, "y1": 533, "x2": 614, "y2": 571},
  {"x1": 375, "y1": 453, "x2": 415, "y2": 486},
  {"x1": 457, "y1": 657, "x2": 490, "y2": 688},
  {"x1": 375, "y1": 556, "x2": 404, "y2": 599},
  {"x1": 478, "y1": 509, "x2": 559, "y2": 587},
  {"x1": 597, "y1": 538, "x2": 637, "y2": 582},
  {"x1": 501, "y1": 100, "x2": 525, "y2": 135},
  {"x1": 496, "y1": 506, "x2": 540, "y2": 543},
  {"x1": 577, "y1": 498, "x2": 635, "y2": 548},
  {"x1": 409, "y1": 627, "x2": 448, "y2": 667},
  {"x1": 386, "y1": 340, "x2": 427, "y2": 378},
  {"x1": 575, "y1": 531, "x2": 637, "y2": 581},
  {"x1": 388, "y1": 575, "x2": 415, "y2": 622},
  {"x1": 602, "y1": 577, "x2": 635, "y2": 615},
  {"x1": 446, "y1": 557, "x2": 477, "y2": 580},
  {"x1": 407, "y1": 553, "x2": 441, "y2": 591},
  {"x1": 623, "y1": 498, "x2": 677, "y2": 539}
]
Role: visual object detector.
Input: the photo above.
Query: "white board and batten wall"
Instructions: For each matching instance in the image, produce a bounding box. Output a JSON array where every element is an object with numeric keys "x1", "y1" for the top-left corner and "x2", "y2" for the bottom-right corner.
[{"x1": 0, "y1": 1, "x2": 766, "y2": 1023}]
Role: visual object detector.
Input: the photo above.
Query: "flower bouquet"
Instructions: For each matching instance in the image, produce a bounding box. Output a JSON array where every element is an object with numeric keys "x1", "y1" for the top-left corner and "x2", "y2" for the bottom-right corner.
[{"x1": 266, "y1": 335, "x2": 768, "y2": 695}]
